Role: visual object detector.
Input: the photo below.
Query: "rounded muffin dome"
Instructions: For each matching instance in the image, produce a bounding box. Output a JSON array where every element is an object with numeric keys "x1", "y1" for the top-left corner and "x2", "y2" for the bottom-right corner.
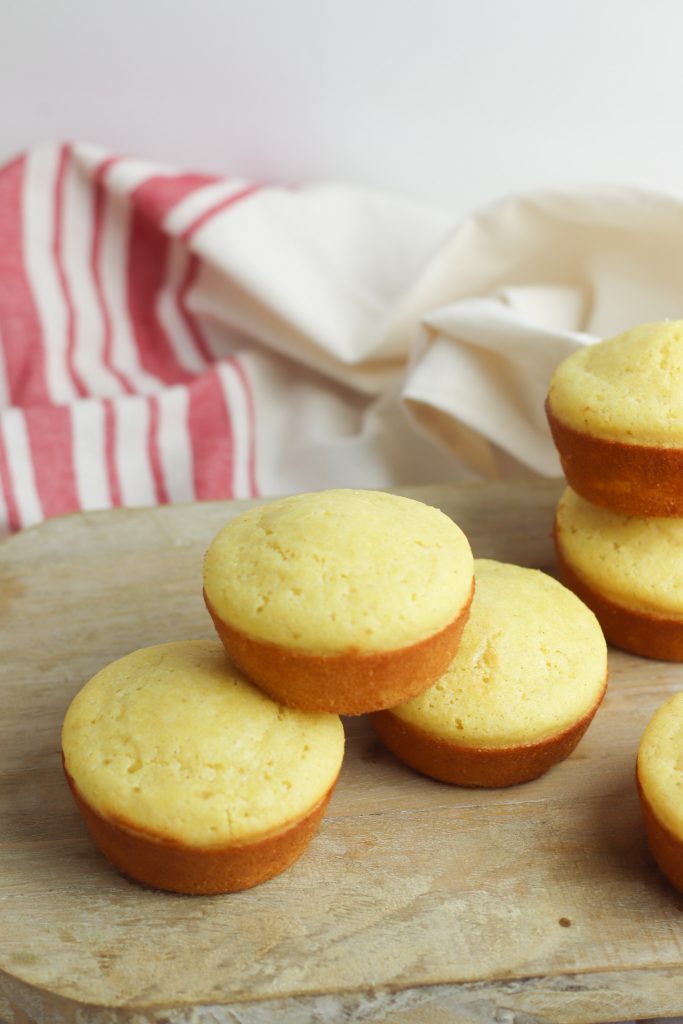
[
  {"x1": 637, "y1": 692, "x2": 683, "y2": 894},
  {"x1": 203, "y1": 489, "x2": 475, "y2": 715},
  {"x1": 371, "y1": 559, "x2": 607, "y2": 787},
  {"x1": 547, "y1": 320, "x2": 683, "y2": 447},
  {"x1": 204, "y1": 488, "x2": 473, "y2": 655},
  {"x1": 555, "y1": 487, "x2": 683, "y2": 660},
  {"x1": 546, "y1": 320, "x2": 683, "y2": 517},
  {"x1": 62, "y1": 640, "x2": 344, "y2": 893}
]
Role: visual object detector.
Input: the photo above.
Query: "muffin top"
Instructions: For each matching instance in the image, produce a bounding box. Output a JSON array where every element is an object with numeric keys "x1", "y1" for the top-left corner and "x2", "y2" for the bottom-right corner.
[
  {"x1": 390, "y1": 559, "x2": 607, "y2": 748},
  {"x1": 547, "y1": 319, "x2": 683, "y2": 446},
  {"x1": 556, "y1": 487, "x2": 683, "y2": 617},
  {"x1": 638, "y1": 692, "x2": 683, "y2": 836},
  {"x1": 62, "y1": 641, "x2": 344, "y2": 847},
  {"x1": 203, "y1": 489, "x2": 474, "y2": 655}
]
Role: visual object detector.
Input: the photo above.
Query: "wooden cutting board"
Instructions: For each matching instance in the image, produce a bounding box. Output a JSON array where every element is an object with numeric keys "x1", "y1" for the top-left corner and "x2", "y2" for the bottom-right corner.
[{"x1": 2, "y1": 480, "x2": 683, "y2": 1024}]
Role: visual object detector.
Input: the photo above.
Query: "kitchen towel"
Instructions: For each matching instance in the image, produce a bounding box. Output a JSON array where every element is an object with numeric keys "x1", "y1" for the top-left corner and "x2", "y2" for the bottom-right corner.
[{"x1": 2, "y1": 142, "x2": 683, "y2": 534}]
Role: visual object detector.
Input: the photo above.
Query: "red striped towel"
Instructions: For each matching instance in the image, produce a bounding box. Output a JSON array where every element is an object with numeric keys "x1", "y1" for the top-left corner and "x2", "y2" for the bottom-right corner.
[
  {"x1": 0, "y1": 146, "x2": 266, "y2": 531},
  {"x1": 4, "y1": 147, "x2": 680, "y2": 536},
  {"x1": 0, "y1": 142, "x2": 467, "y2": 534}
]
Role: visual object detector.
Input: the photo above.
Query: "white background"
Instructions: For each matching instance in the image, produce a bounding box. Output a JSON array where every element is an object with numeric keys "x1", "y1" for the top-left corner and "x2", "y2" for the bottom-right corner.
[{"x1": 2, "y1": 0, "x2": 683, "y2": 216}]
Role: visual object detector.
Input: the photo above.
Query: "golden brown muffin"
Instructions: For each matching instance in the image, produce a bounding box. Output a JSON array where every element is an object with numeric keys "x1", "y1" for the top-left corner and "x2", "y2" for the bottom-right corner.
[
  {"x1": 555, "y1": 487, "x2": 683, "y2": 661},
  {"x1": 637, "y1": 693, "x2": 683, "y2": 893},
  {"x1": 371, "y1": 560, "x2": 607, "y2": 787},
  {"x1": 203, "y1": 489, "x2": 475, "y2": 715},
  {"x1": 546, "y1": 320, "x2": 683, "y2": 517},
  {"x1": 62, "y1": 641, "x2": 344, "y2": 894}
]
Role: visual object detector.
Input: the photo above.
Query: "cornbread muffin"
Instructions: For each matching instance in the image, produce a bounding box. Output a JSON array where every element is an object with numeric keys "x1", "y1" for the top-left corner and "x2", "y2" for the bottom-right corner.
[
  {"x1": 370, "y1": 560, "x2": 607, "y2": 787},
  {"x1": 637, "y1": 693, "x2": 683, "y2": 893},
  {"x1": 546, "y1": 320, "x2": 683, "y2": 517},
  {"x1": 203, "y1": 489, "x2": 475, "y2": 715},
  {"x1": 555, "y1": 487, "x2": 683, "y2": 661},
  {"x1": 61, "y1": 640, "x2": 344, "y2": 894}
]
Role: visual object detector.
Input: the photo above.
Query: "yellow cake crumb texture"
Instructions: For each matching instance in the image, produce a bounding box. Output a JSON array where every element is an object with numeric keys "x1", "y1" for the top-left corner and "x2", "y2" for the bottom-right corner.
[
  {"x1": 62, "y1": 640, "x2": 344, "y2": 847},
  {"x1": 556, "y1": 487, "x2": 683, "y2": 618},
  {"x1": 203, "y1": 489, "x2": 474, "y2": 654},
  {"x1": 638, "y1": 692, "x2": 683, "y2": 836},
  {"x1": 391, "y1": 559, "x2": 606, "y2": 748},
  {"x1": 548, "y1": 319, "x2": 683, "y2": 445}
]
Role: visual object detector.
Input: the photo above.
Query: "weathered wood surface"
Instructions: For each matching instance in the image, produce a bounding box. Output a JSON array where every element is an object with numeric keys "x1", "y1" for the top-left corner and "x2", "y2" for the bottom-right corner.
[{"x1": 1, "y1": 480, "x2": 683, "y2": 1024}]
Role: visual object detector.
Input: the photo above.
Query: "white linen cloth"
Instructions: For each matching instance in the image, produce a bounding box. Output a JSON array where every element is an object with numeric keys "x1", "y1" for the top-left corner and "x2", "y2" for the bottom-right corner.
[{"x1": 2, "y1": 143, "x2": 683, "y2": 534}]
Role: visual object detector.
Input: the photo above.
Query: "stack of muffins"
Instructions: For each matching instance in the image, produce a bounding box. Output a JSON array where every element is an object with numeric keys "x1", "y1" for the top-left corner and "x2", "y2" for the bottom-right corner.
[
  {"x1": 546, "y1": 318, "x2": 683, "y2": 894},
  {"x1": 547, "y1": 319, "x2": 683, "y2": 662},
  {"x1": 62, "y1": 487, "x2": 609, "y2": 895}
]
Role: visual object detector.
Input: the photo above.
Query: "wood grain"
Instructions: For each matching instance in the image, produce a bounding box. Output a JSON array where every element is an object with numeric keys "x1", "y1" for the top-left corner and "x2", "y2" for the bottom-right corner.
[{"x1": 1, "y1": 480, "x2": 683, "y2": 1023}]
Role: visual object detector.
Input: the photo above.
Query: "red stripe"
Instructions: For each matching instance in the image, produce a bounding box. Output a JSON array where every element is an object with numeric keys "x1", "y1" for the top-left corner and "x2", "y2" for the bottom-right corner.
[
  {"x1": 103, "y1": 399, "x2": 122, "y2": 507},
  {"x1": 176, "y1": 254, "x2": 213, "y2": 364},
  {"x1": 91, "y1": 156, "x2": 133, "y2": 394},
  {"x1": 54, "y1": 144, "x2": 88, "y2": 398},
  {"x1": 126, "y1": 173, "x2": 226, "y2": 504},
  {"x1": 0, "y1": 155, "x2": 49, "y2": 406},
  {"x1": 187, "y1": 371, "x2": 234, "y2": 500},
  {"x1": 147, "y1": 394, "x2": 169, "y2": 504},
  {"x1": 228, "y1": 356, "x2": 260, "y2": 498},
  {"x1": 127, "y1": 208, "x2": 182, "y2": 386},
  {"x1": 23, "y1": 403, "x2": 79, "y2": 518},
  {"x1": 174, "y1": 188, "x2": 261, "y2": 370},
  {"x1": 127, "y1": 175, "x2": 227, "y2": 386},
  {"x1": 180, "y1": 184, "x2": 260, "y2": 243},
  {"x1": 177, "y1": 186, "x2": 261, "y2": 499},
  {"x1": 134, "y1": 173, "x2": 218, "y2": 226},
  {"x1": 0, "y1": 420, "x2": 20, "y2": 531}
]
